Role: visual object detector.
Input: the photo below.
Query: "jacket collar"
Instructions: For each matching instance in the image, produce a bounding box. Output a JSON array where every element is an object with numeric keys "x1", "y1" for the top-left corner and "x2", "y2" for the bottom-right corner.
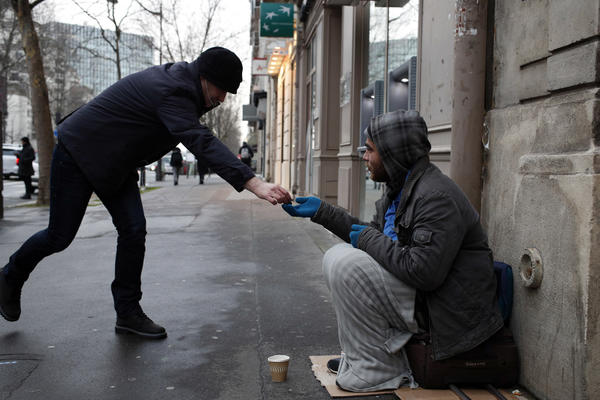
[
  {"x1": 398, "y1": 156, "x2": 430, "y2": 212},
  {"x1": 383, "y1": 155, "x2": 430, "y2": 214}
]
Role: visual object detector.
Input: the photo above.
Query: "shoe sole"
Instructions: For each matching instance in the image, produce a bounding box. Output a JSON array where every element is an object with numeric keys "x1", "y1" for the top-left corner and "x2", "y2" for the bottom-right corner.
[
  {"x1": 0, "y1": 305, "x2": 19, "y2": 322},
  {"x1": 115, "y1": 325, "x2": 167, "y2": 339}
]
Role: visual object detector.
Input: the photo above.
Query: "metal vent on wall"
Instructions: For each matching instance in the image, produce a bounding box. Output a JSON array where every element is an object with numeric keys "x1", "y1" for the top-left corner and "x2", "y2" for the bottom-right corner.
[
  {"x1": 408, "y1": 56, "x2": 417, "y2": 110},
  {"x1": 388, "y1": 56, "x2": 417, "y2": 112},
  {"x1": 358, "y1": 80, "x2": 385, "y2": 149}
]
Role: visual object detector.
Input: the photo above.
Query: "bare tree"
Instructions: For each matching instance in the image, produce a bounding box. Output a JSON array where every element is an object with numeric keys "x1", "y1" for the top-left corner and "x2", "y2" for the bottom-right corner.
[
  {"x1": 1, "y1": 0, "x2": 23, "y2": 145},
  {"x1": 136, "y1": 0, "x2": 243, "y2": 63},
  {"x1": 135, "y1": 0, "x2": 246, "y2": 154},
  {"x1": 200, "y1": 98, "x2": 241, "y2": 154},
  {"x1": 10, "y1": 0, "x2": 53, "y2": 206},
  {"x1": 0, "y1": 0, "x2": 21, "y2": 217},
  {"x1": 0, "y1": 0, "x2": 22, "y2": 87},
  {"x1": 71, "y1": 0, "x2": 138, "y2": 80}
]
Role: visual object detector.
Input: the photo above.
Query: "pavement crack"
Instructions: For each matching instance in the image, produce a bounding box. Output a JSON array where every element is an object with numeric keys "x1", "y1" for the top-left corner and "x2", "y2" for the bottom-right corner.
[
  {"x1": 0, "y1": 353, "x2": 43, "y2": 361},
  {"x1": 4, "y1": 358, "x2": 40, "y2": 400}
]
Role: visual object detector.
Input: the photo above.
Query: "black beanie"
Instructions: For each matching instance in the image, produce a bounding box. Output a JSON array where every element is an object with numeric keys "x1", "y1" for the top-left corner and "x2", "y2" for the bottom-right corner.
[{"x1": 197, "y1": 47, "x2": 243, "y2": 94}]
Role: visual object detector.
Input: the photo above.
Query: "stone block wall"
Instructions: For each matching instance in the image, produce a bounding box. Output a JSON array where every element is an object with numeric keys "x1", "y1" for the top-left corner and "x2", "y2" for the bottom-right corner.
[{"x1": 482, "y1": 1, "x2": 600, "y2": 398}]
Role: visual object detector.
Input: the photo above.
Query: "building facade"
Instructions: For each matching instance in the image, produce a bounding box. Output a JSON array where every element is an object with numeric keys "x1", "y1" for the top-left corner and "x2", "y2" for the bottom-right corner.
[
  {"x1": 246, "y1": 1, "x2": 600, "y2": 399},
  {"x1": 46, "y1": 22, "x2": 154, "y2": 97},
  {"x1": 4, "y1": 21, "x2": 154, "y2": 145}
]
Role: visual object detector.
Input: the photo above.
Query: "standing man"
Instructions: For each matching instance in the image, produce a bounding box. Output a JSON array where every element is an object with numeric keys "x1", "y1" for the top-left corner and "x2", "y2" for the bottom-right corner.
[
  {"x1": 169, "y1": 147, "x2": 183, "y2": 185},
  {"x1": 17, "y1": 137, "x2": 35, "y2": 199},
  {"x1": 282, "y1": 110, "x2": 502, "y2": 392},
  {"x1": 238, "y1": 141, "x2": 253, "y2": 168},
  {"x1": 0, "y1": 47, "x2": 291, "y2": 339},
  {"x1": 197, "y1": 157, "x2": 209, "y2": 185}
]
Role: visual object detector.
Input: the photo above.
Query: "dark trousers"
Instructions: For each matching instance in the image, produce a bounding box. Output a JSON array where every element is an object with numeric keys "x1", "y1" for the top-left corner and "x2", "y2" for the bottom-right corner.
[
  {"x1": 2, "y1": 143, "x2": 147, "y2": 316},
  {"x1": 22, "y1": 175, "x2": 33, "y2": 195},
  {"x1": 173, "y1": 167, "x2": 180, "y2": 185}
]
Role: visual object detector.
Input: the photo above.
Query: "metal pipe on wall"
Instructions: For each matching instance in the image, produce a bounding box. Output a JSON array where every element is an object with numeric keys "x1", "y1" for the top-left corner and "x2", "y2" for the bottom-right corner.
[{"x1": 449, "y1": 0, "x2": 488, "y2": 212}]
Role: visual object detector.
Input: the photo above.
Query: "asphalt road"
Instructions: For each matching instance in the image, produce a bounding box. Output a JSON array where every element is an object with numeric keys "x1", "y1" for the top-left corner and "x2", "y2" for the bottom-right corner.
[{"x1": 0, "y1": 175, "x2": 396, "y2": 400}]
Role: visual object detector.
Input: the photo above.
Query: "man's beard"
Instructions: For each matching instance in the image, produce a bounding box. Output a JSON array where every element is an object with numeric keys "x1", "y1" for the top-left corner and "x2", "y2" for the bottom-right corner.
[{"x1": 369, "y1": 165, "x2": 389, "y2": 182}]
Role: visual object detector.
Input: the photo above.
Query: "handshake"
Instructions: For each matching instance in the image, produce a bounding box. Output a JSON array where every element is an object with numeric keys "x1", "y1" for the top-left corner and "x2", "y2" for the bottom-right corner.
[{"x1": 282, "y1": 197, "x2": 367, "y2": 248}]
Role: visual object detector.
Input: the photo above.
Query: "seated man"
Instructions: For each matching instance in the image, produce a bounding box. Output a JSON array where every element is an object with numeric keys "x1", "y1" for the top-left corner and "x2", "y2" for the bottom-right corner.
[{"x1": 282, "y1": 110, "x2": 503, "y2": 392}]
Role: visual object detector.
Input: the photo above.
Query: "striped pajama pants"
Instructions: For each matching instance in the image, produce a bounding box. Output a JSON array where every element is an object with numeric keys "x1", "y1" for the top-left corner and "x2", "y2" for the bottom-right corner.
[{"x1": 323, "y1": 243, "x2": 419, "y2": 392}]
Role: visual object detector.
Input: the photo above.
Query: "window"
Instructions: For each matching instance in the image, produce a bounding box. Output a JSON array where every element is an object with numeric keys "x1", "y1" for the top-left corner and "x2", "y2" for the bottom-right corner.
[
  {"x1": 359, "y1": 0, "x2": 419, "y2": 221},
  {"x1": 305, "y1": 38, "x2": 318, "y2": 194}
]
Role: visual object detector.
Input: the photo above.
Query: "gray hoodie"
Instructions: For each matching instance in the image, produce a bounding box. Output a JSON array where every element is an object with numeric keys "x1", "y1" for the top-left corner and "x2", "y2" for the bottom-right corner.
[{"x1": 312, "y1": 110, "x2": 503, "y2": 360}]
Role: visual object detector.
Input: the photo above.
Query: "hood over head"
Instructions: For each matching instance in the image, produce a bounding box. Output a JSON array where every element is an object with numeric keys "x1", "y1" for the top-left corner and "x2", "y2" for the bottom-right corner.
[{"x1": 367, "y1": 109, "x2": 431, "y2": 196}]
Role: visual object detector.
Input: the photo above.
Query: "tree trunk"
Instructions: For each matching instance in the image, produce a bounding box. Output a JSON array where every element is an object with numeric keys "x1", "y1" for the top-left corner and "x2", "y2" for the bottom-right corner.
[{"x1": 11, "y1": 0, "x2": 53, "y2": 205}]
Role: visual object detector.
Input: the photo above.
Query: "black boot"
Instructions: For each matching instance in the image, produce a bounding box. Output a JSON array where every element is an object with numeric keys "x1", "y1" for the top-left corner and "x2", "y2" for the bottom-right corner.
[
  {"x1": 20, "y1": 194, "x2": 31, "y2": 199},
  {"x1": 115, "y1": 310, "x2": 167, "y2": 339},
  {"x1": 0, "y1": 269, "x2": 23, "y2": 322}
]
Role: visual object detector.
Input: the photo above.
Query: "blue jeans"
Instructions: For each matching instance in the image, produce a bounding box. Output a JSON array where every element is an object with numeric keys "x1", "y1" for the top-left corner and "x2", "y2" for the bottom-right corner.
[{"x1": 3, "y1": 143, "x2": 146, "y2": 317}]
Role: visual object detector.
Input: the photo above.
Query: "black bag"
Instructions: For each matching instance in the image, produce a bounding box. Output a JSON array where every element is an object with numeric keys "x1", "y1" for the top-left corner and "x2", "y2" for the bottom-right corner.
[{"x1": 405, "y1": 327, "x2": 519, "y2": 389}]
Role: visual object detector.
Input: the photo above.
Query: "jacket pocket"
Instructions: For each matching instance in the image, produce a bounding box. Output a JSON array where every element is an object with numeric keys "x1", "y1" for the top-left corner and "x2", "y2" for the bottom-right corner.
[{"x1": 412, "y1": 229, "x2": 432, "y2": 245}]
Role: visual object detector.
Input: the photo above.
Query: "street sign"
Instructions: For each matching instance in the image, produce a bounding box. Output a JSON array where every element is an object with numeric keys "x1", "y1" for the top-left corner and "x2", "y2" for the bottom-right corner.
[
  {"x1": 252, "y1": 58, "x2": 269, "y2": 75},
  {"x1": 260, "y1": 3, "x2": 294, "y2": 38}
]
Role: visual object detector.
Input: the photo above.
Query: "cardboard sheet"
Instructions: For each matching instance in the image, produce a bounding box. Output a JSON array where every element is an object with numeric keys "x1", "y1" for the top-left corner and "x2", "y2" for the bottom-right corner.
[
  {"x1": 310, "y1": 355, "x2": 516, "y2": 400},
  {"x1": 394, "y1": 387, "x2": 517, "y2": 400},
  {"x1": 309, "y1": 355, "x2": 395, "y2": 398}
]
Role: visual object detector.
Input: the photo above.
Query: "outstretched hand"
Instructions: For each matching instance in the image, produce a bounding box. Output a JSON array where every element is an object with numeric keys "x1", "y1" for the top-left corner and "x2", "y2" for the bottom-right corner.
[
  {"x1": 281, "y1": 196, "x2": 321, "y2": 218},
  {"x1": 244, "y1": 177, "x2": 292, "y2": 205},
  {"x1": 349, "y1": 224, "x2": 367, "y2": 248}
]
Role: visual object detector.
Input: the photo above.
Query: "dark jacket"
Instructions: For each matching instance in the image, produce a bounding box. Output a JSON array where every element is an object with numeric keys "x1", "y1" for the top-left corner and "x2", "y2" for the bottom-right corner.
[
  {"x1": 238, "y1": 143, "x2": 253, "y2": 159},
  {"x1": 169, "y1": 149, "x2": 183, "y2": 168},
  {"x1": 17, "y1": 143, "x2": 35, "y2": 177},
  {"x1": 58, "y1": 59, "x2": 254, "y2": 198},
  {"x1": 312, "y1": 110, "x2": 503, "y2": 360}
]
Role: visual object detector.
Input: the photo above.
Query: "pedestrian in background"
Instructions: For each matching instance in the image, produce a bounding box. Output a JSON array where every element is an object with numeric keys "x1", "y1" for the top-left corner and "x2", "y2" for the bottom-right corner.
[
  {"x1": 197, "y1": 157, "x2": 209, "y2": 185},
  {"x1": 17, "y1": 137, "x2": 35, "y2": 200},
  {"x1": 169, "y1": 147, "x2": 183, "y2": 185},
  {"x1": 238, "y1": 141, "x2": 254, "y2": 168},
  {"x1": 0, "y1": 47, "x2": 291, "y2": 340}
]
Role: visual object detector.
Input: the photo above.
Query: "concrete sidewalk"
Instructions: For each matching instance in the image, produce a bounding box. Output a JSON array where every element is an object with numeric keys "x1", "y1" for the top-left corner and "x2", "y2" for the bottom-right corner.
[{"x1": 0, "y1": 175, "x2": 396, "y2": 400}]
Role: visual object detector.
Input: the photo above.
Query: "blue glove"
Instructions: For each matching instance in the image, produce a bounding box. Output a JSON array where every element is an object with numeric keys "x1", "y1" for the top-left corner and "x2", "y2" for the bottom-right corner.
[
  {"x1": 282, "y1": 196, "x2": 322, "y2": 218},
  {"x1": 349, "y1": 224, "x2": 367, "y2": 248}
]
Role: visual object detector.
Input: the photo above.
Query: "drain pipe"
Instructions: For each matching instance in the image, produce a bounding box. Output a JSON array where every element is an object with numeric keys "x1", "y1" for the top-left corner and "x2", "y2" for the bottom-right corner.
[{"x1": 450, "y1": 0, "x2": 488, "y2": 212}]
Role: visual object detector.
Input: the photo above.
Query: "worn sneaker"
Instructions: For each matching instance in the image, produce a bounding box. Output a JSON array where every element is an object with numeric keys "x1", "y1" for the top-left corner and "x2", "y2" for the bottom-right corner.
[
  {"x1": 0, "y1": 270, "x2": 22, "y2": 322},
  {"x1": 115, "y1": 311, "x2": 167, "y2": 339},
  {"x1": 327, "y1": 357, "x2": 341, "y2": 374}
]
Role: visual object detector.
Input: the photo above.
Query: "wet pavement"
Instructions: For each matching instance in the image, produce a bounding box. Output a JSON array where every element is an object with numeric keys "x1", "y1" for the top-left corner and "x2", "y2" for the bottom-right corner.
[{"x1": 0, "y1": 174, "x2": 396, "y2": 400}]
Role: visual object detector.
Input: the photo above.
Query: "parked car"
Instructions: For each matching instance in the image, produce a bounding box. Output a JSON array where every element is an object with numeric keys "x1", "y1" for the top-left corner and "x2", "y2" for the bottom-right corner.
[
  {"x1": 146, "y1": 157, "x2": 173, "y2": 175},
  {"x1": 2, "y1": 143, "x2": 39, "y2": 182},
  {"x1": 3, "y1": 144, "x2": 19, "y2": 178}
]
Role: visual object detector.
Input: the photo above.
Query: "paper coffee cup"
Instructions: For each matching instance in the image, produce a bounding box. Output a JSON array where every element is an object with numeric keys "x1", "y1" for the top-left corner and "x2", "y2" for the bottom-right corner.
[{"x1": 268, "y1": 354, "x2": 290, "y2": 382}]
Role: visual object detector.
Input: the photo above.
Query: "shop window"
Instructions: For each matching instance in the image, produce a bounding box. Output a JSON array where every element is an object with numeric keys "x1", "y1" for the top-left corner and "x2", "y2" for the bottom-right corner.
[{"x1": 359, "y1": 0, "x2": 419, "y2": 222}]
